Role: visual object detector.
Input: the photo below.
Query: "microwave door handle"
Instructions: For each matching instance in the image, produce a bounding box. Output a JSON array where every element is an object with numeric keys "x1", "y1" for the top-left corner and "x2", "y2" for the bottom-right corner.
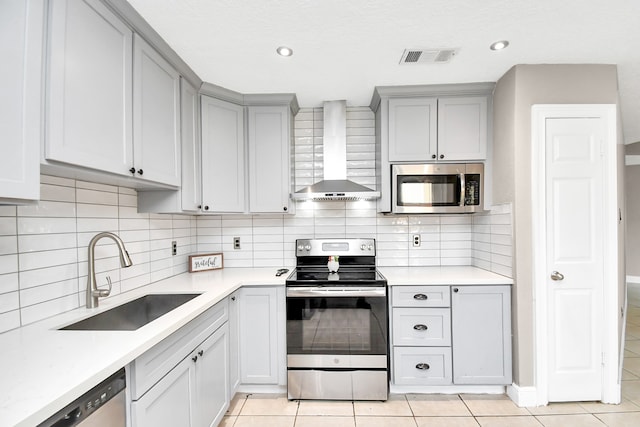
[{"x1": 459, "y1": 173, "x2": 466, "y2": 206}]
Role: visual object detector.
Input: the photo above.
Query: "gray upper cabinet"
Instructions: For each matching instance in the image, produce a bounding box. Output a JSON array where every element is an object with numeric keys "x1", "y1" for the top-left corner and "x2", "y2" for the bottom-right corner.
[
  {"x1": 247, "y1": 105, "x2": 293, "y2": 214},
  {"x1": 0, "y1": 0, "x2": 44, "y2": 203},
  {"x1": 45, "y1": 0, "x2": 181, "y2": 188},
  {"x1": 437, "y1": 96, "x2": 487, "y2": 161},
  {"x1": 137, "y1": 78, "x2": 201, "y2": 213},
  {"x1": 179, "y1": 79, "x2": 202, "y2": 212},
  {"x1": 132, "y1": 34, "x2": 181, "y2": 187},
  {"x1": 388, "y1": 96, "x2": 487, "y2": 162},
  {"x1": 46, "y1": 0, "x2": 133, "y2": 176},
  {"x1": 388, "y1": 97, "x2": 437, "y2": 162},
  {"x1": 200, "y1": 95, "x2": 245, "y2": 213},
  {"x1": 451, "y1": 285, "x2": 512, "y2": 385}
]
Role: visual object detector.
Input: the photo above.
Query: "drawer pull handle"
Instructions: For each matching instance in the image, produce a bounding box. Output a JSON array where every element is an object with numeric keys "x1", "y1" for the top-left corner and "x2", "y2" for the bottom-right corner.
[
  {"x1": 413, "y1": 324, "x2": 428, "y2": 331},
  {"x1": 413, "y1": 294, "x2": 428, "y2": 300},
  {"x1": 416, "y1": 363, "x2": 430, "y2": 370}
]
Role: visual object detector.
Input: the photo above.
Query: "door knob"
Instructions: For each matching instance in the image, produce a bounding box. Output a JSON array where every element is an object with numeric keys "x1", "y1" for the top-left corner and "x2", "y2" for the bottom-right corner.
[{"x1": 551, "y1": 271, "x2": 565, "y2": 281}]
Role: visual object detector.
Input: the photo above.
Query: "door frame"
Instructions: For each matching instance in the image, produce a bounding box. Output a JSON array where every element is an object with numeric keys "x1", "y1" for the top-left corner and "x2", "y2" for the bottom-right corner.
[{"x1": 531, "y1": 104, "x2": 620, "y2": 405}]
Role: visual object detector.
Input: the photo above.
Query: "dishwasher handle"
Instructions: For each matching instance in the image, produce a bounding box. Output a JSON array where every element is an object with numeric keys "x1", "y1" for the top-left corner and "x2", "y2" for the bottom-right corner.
[{"x1": 49, "y1": 407, "x2": 81, "y2": 427}]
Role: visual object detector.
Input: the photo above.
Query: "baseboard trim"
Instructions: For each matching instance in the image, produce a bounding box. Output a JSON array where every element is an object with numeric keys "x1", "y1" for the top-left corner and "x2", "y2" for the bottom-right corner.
[
  {"x1": 390, "y1": 385, "x2": 505, "y2": 395},
  {"x1": 507, "y1": 384, "x2": 539, "y2": 407},
  {"x1": 236, "y1": 384, "x2": 287, "y2": 394}
]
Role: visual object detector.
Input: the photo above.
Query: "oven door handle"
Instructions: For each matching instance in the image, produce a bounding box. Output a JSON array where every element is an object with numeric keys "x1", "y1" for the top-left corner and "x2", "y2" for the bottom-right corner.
[{"x1": 286, "y1": 287, "x2": 386, "y2": 298}]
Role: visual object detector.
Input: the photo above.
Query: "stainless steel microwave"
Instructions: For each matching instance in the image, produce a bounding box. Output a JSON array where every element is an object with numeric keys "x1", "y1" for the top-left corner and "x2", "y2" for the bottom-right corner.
[{"x1": 391, "y1": 163, "x2": 484, "y2": 214}]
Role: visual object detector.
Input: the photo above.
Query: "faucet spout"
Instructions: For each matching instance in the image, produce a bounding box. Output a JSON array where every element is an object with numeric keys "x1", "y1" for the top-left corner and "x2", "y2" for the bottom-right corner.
[{"x1": 87, "y1": 232, "x2": 133, "y2": 308}]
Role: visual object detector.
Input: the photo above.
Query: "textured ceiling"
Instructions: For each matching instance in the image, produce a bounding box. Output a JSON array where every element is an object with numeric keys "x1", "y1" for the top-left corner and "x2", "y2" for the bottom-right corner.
[{"x1": 127, "y1": 0, "x2": 640, "y2": 143}]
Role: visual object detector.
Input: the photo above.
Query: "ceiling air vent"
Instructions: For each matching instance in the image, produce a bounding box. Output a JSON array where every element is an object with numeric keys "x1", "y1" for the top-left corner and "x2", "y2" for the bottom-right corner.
[{"x1": 399, "y1": 48, "x2": 458, "y2": 65}]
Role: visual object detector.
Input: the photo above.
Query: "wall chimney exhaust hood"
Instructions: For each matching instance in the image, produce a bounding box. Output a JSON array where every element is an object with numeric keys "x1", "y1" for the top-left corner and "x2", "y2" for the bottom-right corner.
[{"x1": 291, "y1": 100, "x2": 380, "y2": 201}]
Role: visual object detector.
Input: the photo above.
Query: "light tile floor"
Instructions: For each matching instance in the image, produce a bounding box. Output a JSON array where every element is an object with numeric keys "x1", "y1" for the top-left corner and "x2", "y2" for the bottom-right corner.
[{"x1": 221, "y1": 283, "x2": 640, "y2": 427}]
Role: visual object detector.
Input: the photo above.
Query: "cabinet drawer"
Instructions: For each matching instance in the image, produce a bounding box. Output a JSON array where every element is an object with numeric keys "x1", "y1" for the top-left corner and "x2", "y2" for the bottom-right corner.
[
  {"x1": 393, "y1": 347, "x2": 452, "y2": 385},
  {"x1": 392, "y1": 286, "x2": 450, "y2": 307},
  {"x1": 129, "y1": 299, "x2": 228, "y2": 400},
  {"x1": 392, "y1": 308, "x2": 451, "y2": 346}
]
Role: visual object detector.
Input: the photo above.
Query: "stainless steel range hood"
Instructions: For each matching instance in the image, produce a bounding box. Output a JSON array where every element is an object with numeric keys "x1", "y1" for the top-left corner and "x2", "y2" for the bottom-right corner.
[{"x1": 291, "y1": 100, "x2": 380, "y2": 201}]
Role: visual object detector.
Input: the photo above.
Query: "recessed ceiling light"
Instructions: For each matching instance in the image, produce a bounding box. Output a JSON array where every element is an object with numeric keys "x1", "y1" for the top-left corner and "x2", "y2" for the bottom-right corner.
[
  {"x1": 276, "y1": 46, "x2": 293, "y2": 57},
  {"x1": 490, "y1": 40, "x2": 509, "y2": 51}
]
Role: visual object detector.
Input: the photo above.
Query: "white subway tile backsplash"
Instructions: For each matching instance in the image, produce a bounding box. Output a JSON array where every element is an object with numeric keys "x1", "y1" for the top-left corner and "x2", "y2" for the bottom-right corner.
[
  {"x1": 118, "y1": 193, "x2": 138, "y2": 207},
  {"x1": 0, "y1": 236, "x2": 17, "y2": 256},
  {"x1": 0, "y1": 310, "x2": 20, "y2": 334},
  {"x1": 19, "y1": 279, "x2": 79, "y2": 307},
  {"x1": 0, "y1": 175, "x2": 201, "y2": 332},
  {"x1": 472, "y1": 203, "x2": 513, "y2": 277},
  {"x1": 40, "y1": 184, "x2": 76, "y2": 202},
  {"x1": 0, "y1": 218, "x2": 16, "y2": 236},
  {"x1": 76, "y1": 188, "x2": 118, "y2": 206},
  {"x1": 0, "y1": 255, "x2": 18, "y2": 275},
  {"x1": 18, "y1": 217, "x2": 76, "y2": 235},
  {"x1": 0, "y1": 291, "x2": 19, "y2": 313},
  {"x1": 19, "y1": 248, "x2": 78, "y2": 271},
  {"x1": 0, "y1": 273, "x2": 19, "y2": 294},
  {"x1": 77, "y1": 203, "x2": 119, "y2": 218},
  {"x1": 18, "y1": 200, "x2": 76, "y2": 218},
  {"x1": 20, "y1": 294, "x2": 79, "y2": 325},
  {"x1": 18, "y1": 233, "x2": 76, "y2": 253}
]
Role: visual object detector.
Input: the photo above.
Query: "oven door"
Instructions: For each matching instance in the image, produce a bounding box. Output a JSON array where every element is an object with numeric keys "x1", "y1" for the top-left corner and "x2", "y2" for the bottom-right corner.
[
  {"x1": 286, "y1": 285, "x2": 388, "y2": 400},
  {"x1": 286, "y1": 286, "x2": 388, "y2": 359}
]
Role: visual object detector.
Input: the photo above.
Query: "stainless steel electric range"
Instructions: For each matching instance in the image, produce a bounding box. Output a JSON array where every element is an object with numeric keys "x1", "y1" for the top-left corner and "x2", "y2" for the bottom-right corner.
[{"x1": 285, "y1": 238, "x2": 388, "y2": 401}]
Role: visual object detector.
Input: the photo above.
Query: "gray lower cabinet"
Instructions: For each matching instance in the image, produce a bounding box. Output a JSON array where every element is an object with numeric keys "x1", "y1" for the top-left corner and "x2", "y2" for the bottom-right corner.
[
  {"x1": 451, "y1": 285, "x2": 512, "y2": 385},
  {"x1": 238, "y1": 286, "x2": 286, "y2": 386},
  {"x1": 228, "y1": 290, "x2": 240, "y2": 395},
  {"x1": 129, "y1": 300, "x2": 230, "y2": 427},
  {"x1": 391, "y1": 284, "x2": 511, "y2": 387}
]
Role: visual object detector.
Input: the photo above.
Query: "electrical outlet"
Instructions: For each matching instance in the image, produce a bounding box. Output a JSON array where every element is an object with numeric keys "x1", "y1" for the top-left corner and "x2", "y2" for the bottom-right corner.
[
  {"x1": 413, "y1": 234, "x2": 421, "y2": 247},
  {"x1": 233, "y1": 237, "x2": 241, "y2": 249},
  {"x1": 171, "y1": 240, "x2": 177, "y2": 255}
]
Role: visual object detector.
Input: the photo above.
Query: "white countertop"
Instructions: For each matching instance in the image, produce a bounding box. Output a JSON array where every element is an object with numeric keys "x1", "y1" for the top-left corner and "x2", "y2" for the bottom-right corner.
[
  {"x1": 0, "y1": 265, "x2": 511, "y2": 426},
  {"x1": 0, "y1": 268, "x2": 287, "y2": 427},
  {"x1": 378, "y1": 266, "x2": 512, "y2": 285}
]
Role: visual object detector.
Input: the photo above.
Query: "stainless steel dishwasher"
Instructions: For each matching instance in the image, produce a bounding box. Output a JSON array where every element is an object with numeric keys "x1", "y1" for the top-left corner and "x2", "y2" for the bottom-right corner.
[{"x1": 38, "y1": 368, "x2": 126, "y2": 427}]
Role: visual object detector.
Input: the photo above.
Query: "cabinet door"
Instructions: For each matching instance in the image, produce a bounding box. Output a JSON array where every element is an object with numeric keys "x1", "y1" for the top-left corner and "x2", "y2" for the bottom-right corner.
[
  {"x1": 201, "y1": 96, "x2": 245, "y2": 212},
  {"x1": 388, "y1": 97, "x2": 437, "y2": 162},
  {"x1": 180, "y1": 78, "x2": 202, "y2": 211},
  {"x1": 228, "y1": 291, "x2": 240, "y2": 395},
  {"x1": 0, "y1": 0, "x2": 43, "y2": 202},
  {"x1": 46, "y1": 0, "x2": 133, "y2": 175},
  {"x1": 194, "y1": 323, "x2": 229, "y2": 427},
  {"x1": 248, "y1": 106, "x2": 291, "y2": 213},
  {"x1": 133, "y1": 34, "x2": 181, "y2": 187},
  {"x1": 239, "y1": 286, "x2": 283, "y2": 384},
  {"x1": 131, "y1": 355, "x2": 195, "y2": 427},
  {"x1": 437, "y1": 96, "x2": 487, "y2": 161},
  {"x1": 451, "y1": 285, "x2": 512, "y2": 385}
]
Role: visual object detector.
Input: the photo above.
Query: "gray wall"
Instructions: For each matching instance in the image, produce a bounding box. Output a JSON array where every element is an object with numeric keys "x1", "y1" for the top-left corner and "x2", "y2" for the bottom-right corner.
[
  {"x1": 626, "y1": 143, "x2": 640, "y2": 278},
  {"x1": 493, "y1": 64, "x2": 621, "y2": 387}
]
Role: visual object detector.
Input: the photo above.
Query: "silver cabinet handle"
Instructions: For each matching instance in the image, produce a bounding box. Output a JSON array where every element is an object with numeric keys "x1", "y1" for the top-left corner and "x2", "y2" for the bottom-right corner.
[
  {"x1": 415, "y1": 363, "x2": 430, "y2": 370},
  {"x1": 551, "y1": 271, "x2": 565, "y2": 281},
  {"x1": 413, "y1": 324, "x2": 428, "y2": 331},
  {"x1": 413, "y1": 293, "x2": 428, "y2": 300}
]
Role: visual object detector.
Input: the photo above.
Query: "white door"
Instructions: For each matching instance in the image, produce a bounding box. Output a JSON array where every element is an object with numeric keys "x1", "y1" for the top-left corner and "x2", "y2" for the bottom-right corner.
[{"x1": 545, "y1": 116, "x2": 605, "y2": 401}]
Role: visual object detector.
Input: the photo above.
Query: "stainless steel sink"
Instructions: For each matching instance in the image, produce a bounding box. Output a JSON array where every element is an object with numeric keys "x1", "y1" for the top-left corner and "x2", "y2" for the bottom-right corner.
[{"x1": 60, "y1": 293, "x2": 201, "y2": 331}]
